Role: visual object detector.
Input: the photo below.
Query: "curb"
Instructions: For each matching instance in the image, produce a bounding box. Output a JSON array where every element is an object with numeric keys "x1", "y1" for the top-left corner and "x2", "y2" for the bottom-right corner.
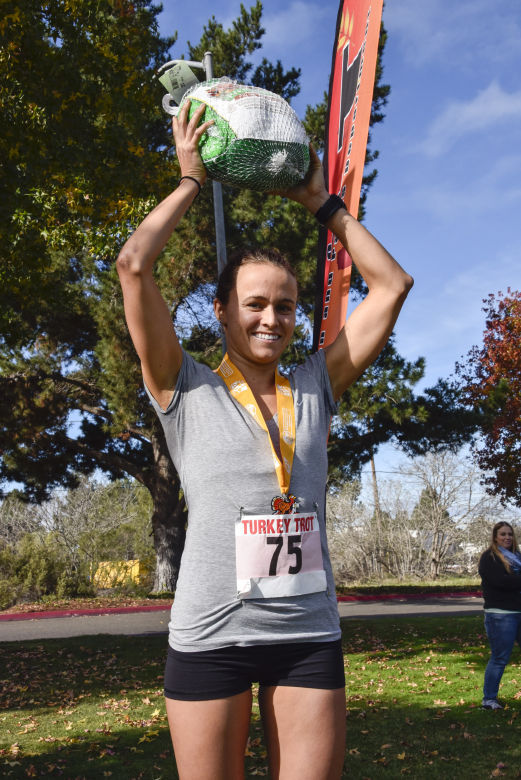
[
  {"x1": 0, "y1": 604, "x2": 170, "y2": 622},
  {"x1": 0, "y1": 592, "x2": 482, "y2": 622},
  {"x1": 336, "y1": 590, "x2": 481, "y2": 603}
]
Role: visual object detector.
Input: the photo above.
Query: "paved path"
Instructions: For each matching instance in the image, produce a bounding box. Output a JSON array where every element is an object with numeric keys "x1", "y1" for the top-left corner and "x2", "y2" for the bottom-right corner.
[
  {"x1": 337, "y1": 594, "x2": 482, "y2": 620},
  {"x1": 0, "y1": 595, "x2": 483, "y2": 642},
  {"x1": 0, "y1": 609, "x2": 171, "y2": 642}
]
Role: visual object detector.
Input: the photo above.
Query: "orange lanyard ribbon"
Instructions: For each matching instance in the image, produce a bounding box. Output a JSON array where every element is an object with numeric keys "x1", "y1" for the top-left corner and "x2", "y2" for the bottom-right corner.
[{"x1": 216, "y1": 354, "x2": 295, "y2": 497}]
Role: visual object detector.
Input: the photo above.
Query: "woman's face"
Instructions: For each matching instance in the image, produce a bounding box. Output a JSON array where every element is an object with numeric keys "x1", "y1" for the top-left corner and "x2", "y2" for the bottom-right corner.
[
  {"x1": 496, "y1": 525, "x2": 514, "y2": 549},
  {"x1": 214, "y1": 262, "x2": 297, "y2": 367}
]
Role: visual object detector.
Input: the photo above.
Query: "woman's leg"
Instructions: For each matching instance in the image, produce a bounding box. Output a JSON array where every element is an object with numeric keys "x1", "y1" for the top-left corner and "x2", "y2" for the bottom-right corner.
[
  {"x1": 165, "y1": 690, "x2": 252, "y2": 780},
  {"x1": 259, "y1": 685, "x2": 346, "y2": 780},
  {"x1": 483, "y1": 612, "x2": 518, "y2": 700}
]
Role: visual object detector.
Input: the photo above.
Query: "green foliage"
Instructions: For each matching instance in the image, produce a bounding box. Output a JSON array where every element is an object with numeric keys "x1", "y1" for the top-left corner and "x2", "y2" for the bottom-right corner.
[
  {"x1": 329, "y1": 337, "x2": 426, "y2": 481},
  {"x1": 1, "y1": 0, "x2": 174, "y2": 503},
  {"x1": 0, "y1": 478, "x2": 154, "y2": 603},
  {"x1": 396, "y1": 378, "x2": 481, "y2": 456},
  {"x1": 0, "y1": 532, "x2": 93, "y2": 606},
  {"x1": 1, "y1": 0, "x2": 173, "y2": 342}
]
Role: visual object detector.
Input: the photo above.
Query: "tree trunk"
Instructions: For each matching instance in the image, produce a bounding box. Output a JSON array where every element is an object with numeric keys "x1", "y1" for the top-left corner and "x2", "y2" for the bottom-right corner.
[
  {"x1": 370, "y1": 449, "x2": 384, "y2": 576},
  {"x1": 430, "y1": 530, "x2": 442, "y2": 579},
  {"x1": 370, "y1": 451, "x2": 381, "y2": 516},
  {"x1": 148, "y1": 426, "x2": 187, "y2": 594}
]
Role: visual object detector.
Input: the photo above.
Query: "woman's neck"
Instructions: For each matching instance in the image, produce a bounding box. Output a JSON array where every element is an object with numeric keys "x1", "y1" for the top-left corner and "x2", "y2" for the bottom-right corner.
[
  {"x1": 226, "y1": 352, "x2": 278, "y2": 418},
  {"x1": 226, "y1": 352, "x2": 276, "y2": 389}
]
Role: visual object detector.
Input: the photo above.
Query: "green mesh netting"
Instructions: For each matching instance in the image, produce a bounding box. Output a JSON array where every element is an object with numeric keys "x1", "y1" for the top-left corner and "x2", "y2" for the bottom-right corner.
[
  {"x1": 208, "y1": 139, "x2": 310, "y2": 190},
  {"x1": 179, "y1": 80, "x2": 310, "y2": 192}
]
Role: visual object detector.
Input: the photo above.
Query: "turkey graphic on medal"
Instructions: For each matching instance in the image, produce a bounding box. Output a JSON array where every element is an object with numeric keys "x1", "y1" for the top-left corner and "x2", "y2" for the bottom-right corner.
[{"x1": 271, "y1": 494, "x2": 297, "y2": 515}]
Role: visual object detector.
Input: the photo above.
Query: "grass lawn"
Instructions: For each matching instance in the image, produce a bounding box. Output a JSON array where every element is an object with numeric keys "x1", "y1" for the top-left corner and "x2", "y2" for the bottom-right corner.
[{"x1": 1, "y1": 616, "x2": 521, "y2": 778}]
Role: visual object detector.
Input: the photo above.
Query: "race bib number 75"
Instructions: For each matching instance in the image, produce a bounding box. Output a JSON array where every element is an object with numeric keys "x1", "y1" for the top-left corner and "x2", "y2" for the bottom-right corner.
[{"x1": 235, "y1": 512, "x2": 327, "y2": 599}]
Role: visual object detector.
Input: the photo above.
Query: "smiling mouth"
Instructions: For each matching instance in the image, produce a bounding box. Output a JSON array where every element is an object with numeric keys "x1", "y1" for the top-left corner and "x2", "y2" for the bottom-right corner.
[{"x1": 253, "y1": 333, "x2": 280, "y2": 341}]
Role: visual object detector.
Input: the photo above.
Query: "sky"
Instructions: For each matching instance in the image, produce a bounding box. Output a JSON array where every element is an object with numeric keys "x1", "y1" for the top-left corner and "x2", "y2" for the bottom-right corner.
[{"x1": 157, "y1": 0, "x2": 521, "y2": 485}]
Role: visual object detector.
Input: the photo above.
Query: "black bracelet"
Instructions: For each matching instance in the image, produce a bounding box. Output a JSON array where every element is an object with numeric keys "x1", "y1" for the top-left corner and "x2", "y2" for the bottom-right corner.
[
  {"x1": 179, "y1": 176, "x2": 202, "y2": 197},
  {"x1": 314, "y1": 194, "x2": 347, "y2": 226}
]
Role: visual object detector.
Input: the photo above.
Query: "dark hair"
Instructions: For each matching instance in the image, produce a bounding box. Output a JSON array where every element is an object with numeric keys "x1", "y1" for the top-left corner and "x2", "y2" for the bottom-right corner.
[
  {"x1": 215, "y1": 248, "x2": 297, "y2": 306},
  {"x1": 490, "y1": 522, "x2": 518, "y2": 572}
]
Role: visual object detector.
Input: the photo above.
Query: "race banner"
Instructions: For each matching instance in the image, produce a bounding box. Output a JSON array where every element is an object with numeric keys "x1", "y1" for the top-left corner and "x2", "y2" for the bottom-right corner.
[{"x1": 313, "y1": 0, "x2": 384, "y2": 351}]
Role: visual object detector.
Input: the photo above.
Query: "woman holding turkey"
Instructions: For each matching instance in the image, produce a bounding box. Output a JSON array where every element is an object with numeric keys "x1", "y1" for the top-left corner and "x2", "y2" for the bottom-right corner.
[{"x1": 117, "y1": 100, "x2": 413, "y2": 779}]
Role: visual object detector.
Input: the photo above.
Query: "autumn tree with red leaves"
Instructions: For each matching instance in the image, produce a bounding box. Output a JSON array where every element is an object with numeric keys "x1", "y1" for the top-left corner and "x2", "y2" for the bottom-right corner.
[{"x1": 458, "y1": 290, "x2": 521, "y2": 506}]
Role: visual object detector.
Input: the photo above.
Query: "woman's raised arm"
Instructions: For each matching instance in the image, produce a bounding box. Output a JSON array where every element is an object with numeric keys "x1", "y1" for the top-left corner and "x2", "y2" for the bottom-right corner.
[
  {"x1": 116, "y1": 102, "x2": 213, "y2": 410},
  {"x1": 282, "y1": 146, "x2": 414, "y2": 401}
]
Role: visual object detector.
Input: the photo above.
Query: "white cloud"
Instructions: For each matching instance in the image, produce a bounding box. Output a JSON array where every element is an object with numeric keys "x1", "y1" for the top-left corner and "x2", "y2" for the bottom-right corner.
[
  {"x1": 417, "y1": 82, "x2": 521, "y2": 158},
  {"x1": 384, "y1": 0, "x2": 521, "y2": 68},
  {"x1": 370, "y1": 151, "x2": 521, "y2": 227}
]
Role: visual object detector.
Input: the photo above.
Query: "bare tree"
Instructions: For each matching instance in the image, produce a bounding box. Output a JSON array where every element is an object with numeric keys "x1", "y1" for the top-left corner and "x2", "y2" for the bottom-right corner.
[
  {"x1": 400, "y1": 452, "x2": 508, "y2": 577},
  {"x1": 36, "y1": 477, "x2": 151, "y2": 577},
  {"x1": 326, "y1": 450, "x2": 520, "y2": 583},
  {"x1": 0, "y1": 495, "x2": 42, "y2": 545}
]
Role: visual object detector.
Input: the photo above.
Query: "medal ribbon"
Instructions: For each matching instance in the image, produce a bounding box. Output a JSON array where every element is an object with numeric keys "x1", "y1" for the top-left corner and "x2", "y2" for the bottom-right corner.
[{"x1": 216, "y1": 354, "x2": 295, "y2": 496}]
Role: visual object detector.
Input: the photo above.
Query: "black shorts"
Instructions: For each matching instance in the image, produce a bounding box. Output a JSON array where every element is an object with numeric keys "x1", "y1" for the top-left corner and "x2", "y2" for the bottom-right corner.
[{"x1": 164, "y1": 639, "x2": 345, "y2": 701}]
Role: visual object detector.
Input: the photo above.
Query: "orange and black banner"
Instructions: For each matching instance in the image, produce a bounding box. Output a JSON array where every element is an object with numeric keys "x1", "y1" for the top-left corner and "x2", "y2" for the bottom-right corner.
[{"x1": 313, "y1": 0, "x2": 383, "y2": 352}]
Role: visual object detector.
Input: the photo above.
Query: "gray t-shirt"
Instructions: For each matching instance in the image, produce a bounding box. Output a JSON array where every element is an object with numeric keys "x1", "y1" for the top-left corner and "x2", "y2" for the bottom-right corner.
[{"x1": 147, "y1": 349, "x2": 341, "y2": 651}]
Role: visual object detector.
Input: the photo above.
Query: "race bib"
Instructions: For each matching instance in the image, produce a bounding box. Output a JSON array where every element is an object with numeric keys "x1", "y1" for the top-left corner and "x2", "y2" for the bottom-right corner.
[{"x1": 235, "y1": 512, "x2": 327, "y2": 599}]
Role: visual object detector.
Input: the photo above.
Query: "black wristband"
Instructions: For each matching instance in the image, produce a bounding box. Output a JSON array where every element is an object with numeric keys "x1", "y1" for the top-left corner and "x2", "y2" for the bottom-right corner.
[
  {"x1": 314, "y1": 194, "x2": 347, "y2": 226},
  {"x1": 179, "y1": 176, "x2": 202, "y2": 197}
]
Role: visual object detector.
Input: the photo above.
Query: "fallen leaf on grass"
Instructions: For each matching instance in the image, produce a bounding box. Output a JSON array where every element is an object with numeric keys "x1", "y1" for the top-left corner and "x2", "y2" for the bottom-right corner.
[
  {"x1": 396, "y1": 753, "x2": 406, "y2": 760},
  {"x1": 138, "y1": 729, "x2": 160, "y2": 743}
]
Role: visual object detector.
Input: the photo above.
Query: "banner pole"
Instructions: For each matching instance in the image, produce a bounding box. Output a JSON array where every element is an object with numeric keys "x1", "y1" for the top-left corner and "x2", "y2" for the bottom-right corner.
[
  {"x1": 203, "y1": 52, "x2": 228, "y2": 281},
  {"x1": 158, "y1": 53, "x2": 228, "y2": 353}
]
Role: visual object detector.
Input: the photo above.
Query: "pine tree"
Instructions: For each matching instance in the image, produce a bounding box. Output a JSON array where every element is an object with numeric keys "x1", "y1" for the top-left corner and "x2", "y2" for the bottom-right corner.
[{"x1": 0, "y1": 1, "x2": 312, "y2": 591}]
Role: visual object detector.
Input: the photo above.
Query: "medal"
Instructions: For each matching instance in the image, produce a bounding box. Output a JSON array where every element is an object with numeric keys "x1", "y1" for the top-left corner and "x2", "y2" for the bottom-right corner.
[{"x1": 271, "y1": 494, "x2": 297, "y2": 514}]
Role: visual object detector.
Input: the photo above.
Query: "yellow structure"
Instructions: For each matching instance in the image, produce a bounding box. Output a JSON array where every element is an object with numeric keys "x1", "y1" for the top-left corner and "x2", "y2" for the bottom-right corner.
[{"x1": 93, "y1": 559, "x2": 150, "y2": 588}]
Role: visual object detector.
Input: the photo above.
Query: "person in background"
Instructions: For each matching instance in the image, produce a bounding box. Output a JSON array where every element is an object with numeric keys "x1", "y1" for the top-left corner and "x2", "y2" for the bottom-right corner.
[{"x1": 479, "y1": 521, "x2": 521, "y2": 710}]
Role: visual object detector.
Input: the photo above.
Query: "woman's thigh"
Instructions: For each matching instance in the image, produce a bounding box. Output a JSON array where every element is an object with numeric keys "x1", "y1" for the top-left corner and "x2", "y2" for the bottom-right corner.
[
  {"x1": 165, "y1": 690, "x2": 252, "y2": 780},
  {"x1": 259, "y1": 685, "x2": 346, "y2": 780},
  {"x1": 485, "y1": 613, "x2": 520, "y2": 663}
]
